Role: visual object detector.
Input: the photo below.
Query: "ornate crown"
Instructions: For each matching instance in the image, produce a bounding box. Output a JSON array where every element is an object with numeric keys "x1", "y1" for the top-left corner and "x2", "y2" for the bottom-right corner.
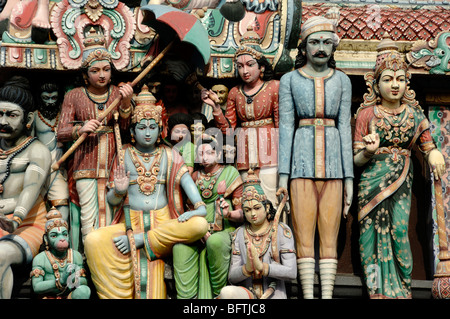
[
  {"x1": 242, "y1": 168, "x2": 267, "y2": 203},
  {"x1": 45, "y1": 207, "x2": 68, "y2": 233},
  {"x1": 132, "y1": 85, "x2": 162, "y2": 125},
  {"x1": 81, "y1": 27, "x2": 112, "y2": 68},
  {"x1": 374, "y1": 33, "x2": 409, "y2": 79},
  {"x1": 234, "y1": 26, "x2": 263, "y2": 60}
]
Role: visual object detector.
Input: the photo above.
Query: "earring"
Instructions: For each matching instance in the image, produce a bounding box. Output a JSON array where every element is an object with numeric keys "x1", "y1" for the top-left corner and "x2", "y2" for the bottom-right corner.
[
  {"x1": 26, "y1": 123, "x2": 31, "y2": 129},
  {"x1": 131, "y1": 134, "x2": 135, "y2": 143}
]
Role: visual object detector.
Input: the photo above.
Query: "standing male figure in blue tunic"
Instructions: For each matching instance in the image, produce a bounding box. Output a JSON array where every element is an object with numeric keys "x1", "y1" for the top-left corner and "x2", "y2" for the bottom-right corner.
[{"x1": 278, "y1": 16, "x2": 354, "y2": 299}]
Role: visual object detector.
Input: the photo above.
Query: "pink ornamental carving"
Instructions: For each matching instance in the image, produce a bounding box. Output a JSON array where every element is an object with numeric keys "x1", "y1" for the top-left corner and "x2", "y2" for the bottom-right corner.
[{"x1": 50, "y1": 0, "x2": 136, "y2": 70}]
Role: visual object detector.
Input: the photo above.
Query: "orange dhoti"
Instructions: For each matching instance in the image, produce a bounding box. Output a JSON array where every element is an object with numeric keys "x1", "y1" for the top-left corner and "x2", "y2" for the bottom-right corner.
[{"x1": 0, "y1": 196, "x2": 47, "y2": 264}]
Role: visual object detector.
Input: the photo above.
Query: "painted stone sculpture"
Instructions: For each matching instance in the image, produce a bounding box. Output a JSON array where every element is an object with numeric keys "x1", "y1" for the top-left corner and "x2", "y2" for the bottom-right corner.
[
  {"x1": 278, "y1": 16, "x2": 354, "y2": 299},
  {"x1": 33, "y1": 82, "x2": 69, "y2": 222},
  {"x1": 202, "y1": 26, "x2": 280, "y2": 208},
  {"x1": 218, "y1": 169, "x2": 296, "y2": 299},
  {"x1": 83, "y1": 85, "x2": 208, "y2": 299},
  {"x1": 0, "y1": 76, "x2": 51, "y2": 299},
  {"x1": 57, "y1": 29, "x2": 133, "y2": 242},
  {"x1": 353, "y1": 35, "x2": 446, "y2": 299},
  {"x1": 30, "y1": 208, "x2": 90, "y2": 299},
  {"x1": 173, "y1": 134, "x2": 244, "y2": 299}
]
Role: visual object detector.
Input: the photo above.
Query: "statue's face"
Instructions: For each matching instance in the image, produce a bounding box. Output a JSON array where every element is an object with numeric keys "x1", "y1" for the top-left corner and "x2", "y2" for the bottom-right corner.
[
  {"x1": 211, "y1": 85, "x2": 229, "y2": 105},
  {"x1": 243, "y1": 199, "x2": 267, "y2": 228},
  {"x1": 0, "y1": 102, "x2": 26, "y2": 140},
  {"x1": 304, "y1": 31, "x2": 334, "y2": 67},
  {"x1": 377, "y1": 69, "x2": 407, "y2": 105},
  {"x1": 47, "y1": 226, "x2": 69, "y2": 253},
  {"x1": 40, "y1": 90, "x2": 59, "y2": 108},
  {"x1": 223, "y1": 144, "x2": 236, "y2": 163},
  {"x1": 133, "y1": 119, "x2": 160, "y2": 149},
  {"x1": 236, "y1": 54, "x2": 261, "y2": 85},
  {"x1": 86, "y1": 60, "x2": 112, "y2": 91},
  {"x1": 171, "y1": 123, "x2": 190, "y2": 144},
  {"x1": 197, "y1": 143, "x2": 219, "y2": 168},
  {"x1": 190, "y1": 121, "x2": 205, "y2": 138}
]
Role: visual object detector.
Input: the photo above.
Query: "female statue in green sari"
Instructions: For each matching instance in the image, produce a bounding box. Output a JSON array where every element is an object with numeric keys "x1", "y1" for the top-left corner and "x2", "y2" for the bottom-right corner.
[{"x1": 353, "y1": 35, "x2": 446, "y2": 299}]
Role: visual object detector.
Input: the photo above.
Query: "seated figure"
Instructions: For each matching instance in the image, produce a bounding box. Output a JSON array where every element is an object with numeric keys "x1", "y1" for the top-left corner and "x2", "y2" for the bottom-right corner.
[
  {"x1": 83, "y1": 85, "x2": 208, "y2": 299},
  {"x1": 30, "y1": 208, "x2": 90, "y2": 299},
  {"x1": 218, "y1": 169, "x2": 297, "y2": 299}
]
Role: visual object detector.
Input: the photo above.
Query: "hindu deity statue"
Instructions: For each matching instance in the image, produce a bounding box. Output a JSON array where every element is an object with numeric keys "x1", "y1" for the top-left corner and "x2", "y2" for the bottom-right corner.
[
  {"x1": 353, "y1": 35, "x2": 446, "y2": 299},
  {"x1": 0, "y1": 76, "x2": 51, "y2": 299},
  {"x1": 202, "y1": 25, "x2": 280, "y2": 208},
  {"x1": 218, "y1": 169, "x2": 297, "y2": 299},
  {"x1": 83, "y1": 85, "x2": 208, "y2": 299},
  {"x1": 57, "y1": 28, "x2": 134, "y2": 242},
  {"x1": 167, "y1": 112, "x2": 195, "y2": 175},
  {"x1": 172, "y1": 134, "x2": 244, "y2": 299},
  {"x1": 30, "y1": 208, "x2": 90, "y2": 299},
  {"x1": 32, "y1": 82, "x2": 69, "y2": 222},
  {"x1": 278, "y1": 16, "x2": 354, "y2": 299}
]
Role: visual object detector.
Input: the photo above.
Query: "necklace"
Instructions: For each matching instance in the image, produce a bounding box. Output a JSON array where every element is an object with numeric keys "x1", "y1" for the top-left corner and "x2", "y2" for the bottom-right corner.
[
  {"x1": 45, "y1": 249, "x2": 73, "y2": 292},
  {"x1": 132, "y1": 147, "x2": 160, "y2": 163},
  {"x1": 241, "y1": 82, "x2": 266, "y2": 104},
  {"x1": 37, "y1": 111, "x2": 60, "y2": 132},
  {"x1": 244, "y1": 222, "x2": 273, "y2": 257},
  {"x1": 0, "y1": 136, "x2": 36, "y2": 194},
  {"x1": 129, "y1": 146, "x2": 162, "y2": 196},
  {"x1": 196, "y1": 166, "x2": 224, "y2": 199},
  {"x1": 84, "y1": 87, "x2": 111, "y2": 111}
]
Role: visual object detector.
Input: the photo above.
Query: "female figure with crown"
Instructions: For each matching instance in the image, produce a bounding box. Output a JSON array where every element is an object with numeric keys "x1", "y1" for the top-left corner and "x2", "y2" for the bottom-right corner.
[
  {"x1": 217, "y1": 169, "x2": 297, "y2": 299},
  {"x1": 57, "y1": 28, "x2": 134, "y2": 243},
  {"x1": 83, "y1": 85, "x2": 208, "y2": 299},
  {"x1": 201, "y1": 26, "x2": 280, "y2": 208},
  {"x1": 354, "y1": 35, "x2": 446, "y2": 299},
  {"x1": 172, "y1": 133, "x2": 244, "y2": 299}
]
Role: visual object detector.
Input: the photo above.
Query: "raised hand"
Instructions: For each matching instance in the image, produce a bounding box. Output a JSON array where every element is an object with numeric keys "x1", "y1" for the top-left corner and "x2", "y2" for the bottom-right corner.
[
  {"x1": 114, "y1": 163, "x2": 130, "y2": 195},
  {"x1": 362, "y1": 120, "x2": 380, "y2": 155}
]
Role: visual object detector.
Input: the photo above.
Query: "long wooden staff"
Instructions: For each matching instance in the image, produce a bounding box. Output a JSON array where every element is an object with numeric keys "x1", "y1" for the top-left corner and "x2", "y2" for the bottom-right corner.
[{"x1": 51, "y1": 41, "x2": 174, "y2": 171}]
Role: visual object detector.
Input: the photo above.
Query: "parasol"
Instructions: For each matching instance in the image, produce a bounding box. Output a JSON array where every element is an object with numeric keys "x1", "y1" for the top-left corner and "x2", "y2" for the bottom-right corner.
[
  {"x1": 51, "y1": 4, "x2": 211, "y2": 171},
  {"x1": 140, "y1": 4, "x2": 211, "y2": 68}
]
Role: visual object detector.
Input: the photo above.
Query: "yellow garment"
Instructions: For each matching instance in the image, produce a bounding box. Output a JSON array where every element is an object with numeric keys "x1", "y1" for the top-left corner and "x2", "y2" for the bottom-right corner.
[{"x1": 84, "y1": 206, "x2": 208, "y2": 299}]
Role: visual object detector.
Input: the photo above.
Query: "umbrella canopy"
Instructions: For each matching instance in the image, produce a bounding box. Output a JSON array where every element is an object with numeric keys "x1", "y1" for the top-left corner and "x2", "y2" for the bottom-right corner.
[{"x1": 140, "y1": 4, "x2": 211, "y2": 67}]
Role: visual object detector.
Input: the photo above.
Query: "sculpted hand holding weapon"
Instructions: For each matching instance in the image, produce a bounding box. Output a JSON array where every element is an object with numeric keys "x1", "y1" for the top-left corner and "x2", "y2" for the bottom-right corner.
[{"x1": 218, "y1": 169, "x2": 296, "y2": 299}]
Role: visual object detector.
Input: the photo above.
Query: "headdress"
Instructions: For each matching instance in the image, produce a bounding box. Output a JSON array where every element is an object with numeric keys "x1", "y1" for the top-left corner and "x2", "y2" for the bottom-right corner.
[
  {"x1": 131, "y1": 85, "x2": 162, "y2": 125},
  {"x1": 300, "y1": 16, "x2": 337, "y2": 40},
  {"x1": 45, "y1": 207, "x2": 68, "y2": 233},
  {"x1": 234, "y1": 26, "x2": 264, "y2": 60},
  {"x1": 373, "y1": 33, "x2": 409, "y2": 80},
  {"x1": 358, "y1": 33, "x2": 418, "y2": 111},
  {"x1": 81, "y1": 27, "x2": 112, "y2": 68},
  {"x1": 242, "y1": 168, "x2": 267, "y2": 203}
]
